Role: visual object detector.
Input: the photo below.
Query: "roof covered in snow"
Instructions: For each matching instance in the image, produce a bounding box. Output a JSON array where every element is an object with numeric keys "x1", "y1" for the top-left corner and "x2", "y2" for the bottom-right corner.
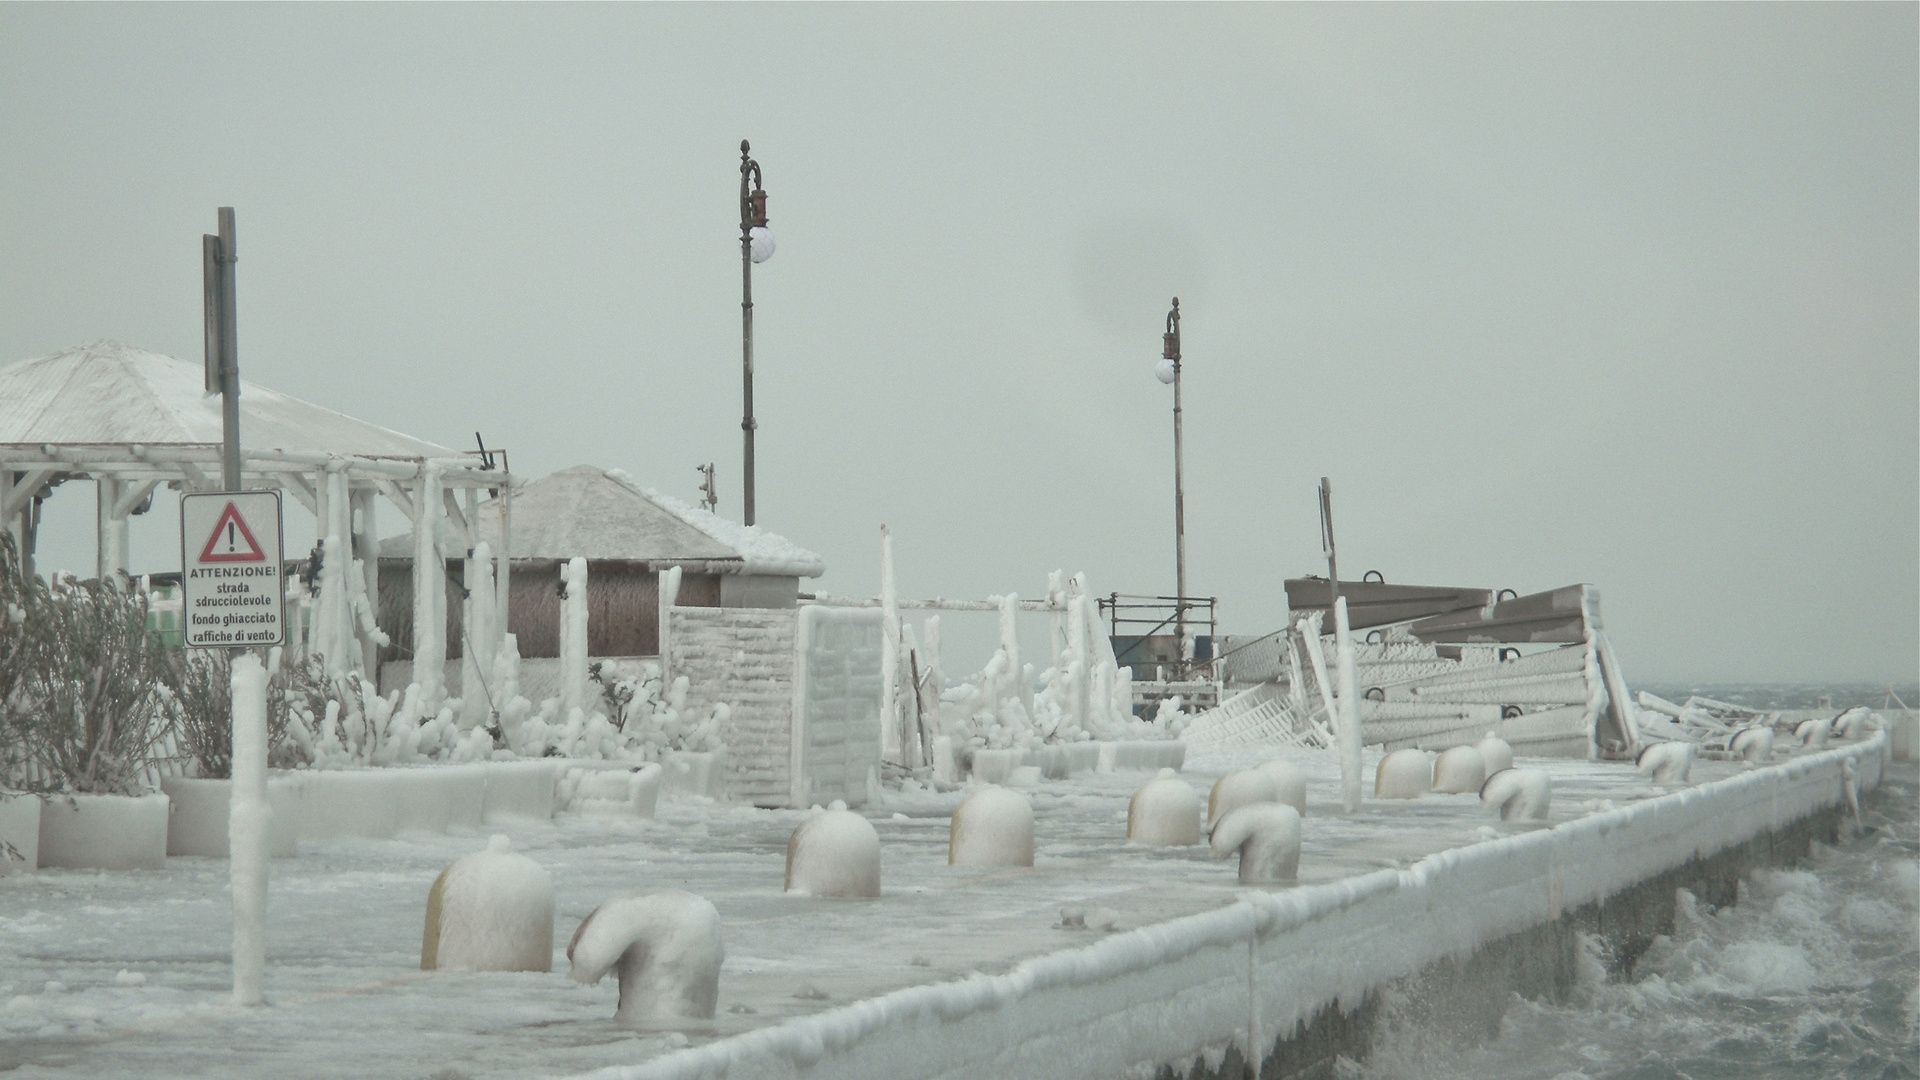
[
  {"x1": 381, "y1": 465, "x2": 826, "y2": 577},
  {"x1": 0, "y1": 340, "x2": 462, "y2": 459}
]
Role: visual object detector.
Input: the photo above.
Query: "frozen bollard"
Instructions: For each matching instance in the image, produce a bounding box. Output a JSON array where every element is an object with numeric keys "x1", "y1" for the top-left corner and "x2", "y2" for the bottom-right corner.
[
  {"x1": 1637, "y1": 741, "x2": 1694, "y2": 786},
  {"x1": 1374, "y1": 749, "x2": 1431, "y2": 799},
  {"x1": 1209, "y1": 803, "x2": 1301, "y2": 884},
  {"x1": 785, "y1": 805, "x2": 881, "y2": 897},
  {"x1": 568, "y1": 889, "x2": 723, "y2": 1022},
  {"x1": 1254, "y1": 759, "x2": 1308, "y2": 816},
  {"x1": 1474, "y1": 735, "x2": 1514, "y2": 776},
  {"x1": 1795, "y1": 717, "x2": 1830, "y2": 750},
  {"x1": 422, "y1": 835, "x2": 555, "y2": 972},
  {"x1": 1832, "y1": 708, "x2": 1874, "y2": 741},
  {"x1": 1730, "y1": 725, "x2": 1774, "y2": 765},
  {"x1": 1208, "y1": 769, "x2": 1280, "y2": 829},
  {"x1": 1480, "y1": 768, "x2": 1551, "y2": 822},
  {"x1": 949, "y1": 786, "x2": 1034, "y2": 867},
  {"x1": 1128, "y1": 769, "x2": 1201, "y2": 847},
  {"x1": 1432, "y1": 745, "x2": 1487, "y2": 794}
]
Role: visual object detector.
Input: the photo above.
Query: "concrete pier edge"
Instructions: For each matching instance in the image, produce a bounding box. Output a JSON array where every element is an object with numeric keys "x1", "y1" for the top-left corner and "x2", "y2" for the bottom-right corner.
[{"x1": 1165, "y1": 791, "x2": 1863, "y2": 1080}]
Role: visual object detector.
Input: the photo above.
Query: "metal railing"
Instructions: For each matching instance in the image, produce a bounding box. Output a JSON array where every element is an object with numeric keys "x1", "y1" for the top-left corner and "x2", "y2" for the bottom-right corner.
[{"x1": 1098, "y1": 593, "x2": 1218, "y2": 679}]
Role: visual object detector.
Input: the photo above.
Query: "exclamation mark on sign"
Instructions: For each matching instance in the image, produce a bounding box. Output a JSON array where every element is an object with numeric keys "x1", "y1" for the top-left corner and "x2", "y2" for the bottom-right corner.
[{"x1": 227, "y1": 522, "x2": 237, "y2": 554}]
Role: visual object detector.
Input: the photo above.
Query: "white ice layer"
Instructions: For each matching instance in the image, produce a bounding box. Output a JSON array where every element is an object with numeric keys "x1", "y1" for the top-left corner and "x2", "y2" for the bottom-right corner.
[{"x1": 569, "y1": 734, "x2": 1888, "y2": 1080}]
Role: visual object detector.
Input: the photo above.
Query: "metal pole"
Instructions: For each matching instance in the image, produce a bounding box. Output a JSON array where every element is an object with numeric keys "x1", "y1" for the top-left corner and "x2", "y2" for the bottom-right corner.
[
  {"x1": 1168, "y1": 298, "x2": 1187, "y2": 661},
  {"x1": 217, "y1": 207, "x2": 240, "y2": 493},
  {"x1": 739, "y1": 142, "x2": 757, "y2": 526},
  {"x1": 1318, "y1": 477, "x2": 1339, "y2": 610}
]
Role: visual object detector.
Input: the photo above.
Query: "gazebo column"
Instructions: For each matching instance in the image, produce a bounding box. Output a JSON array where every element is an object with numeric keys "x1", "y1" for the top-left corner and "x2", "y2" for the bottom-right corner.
[
  {"x1": 411, "y1": 465, "x2": 447, "y2": 700},
  {"x1": 0, "y1": 471, "x2": 18, "y2": 560},
  {"x1": 460, "y1": 540, "x2": 495, "y2": 725},
  {"x1": 494, "y1": 477, "x2": 511, "y2": 657},
  {"x1": 95, "y1": 477, "x2": 129, "y2": 584},
  {"x1": 351, "y1": 485, "x2": 380, "y2": 678},
  {"x1": 312, "y1": 467, "x2": 338, "y2": 673},
  {"x1": 315, "y1": 465, "x2": 358, "y2": 678}
]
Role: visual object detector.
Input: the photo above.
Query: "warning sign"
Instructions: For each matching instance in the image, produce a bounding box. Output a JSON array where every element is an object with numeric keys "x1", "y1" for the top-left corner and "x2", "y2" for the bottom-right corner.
[
  {"x1": 180, "y1": 491, "x2": 285, "y2": 648},
  {"x1": 197, "y1": 500, "x2": 268, "y2": 563}
]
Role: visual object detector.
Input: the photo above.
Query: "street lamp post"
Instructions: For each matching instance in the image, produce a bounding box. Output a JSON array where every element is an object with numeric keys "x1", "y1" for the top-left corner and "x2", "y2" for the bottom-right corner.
[
  {"x1": 1153, "y1": 297, "x2": 1186, "y2": 660},
  {"x1": 738, "y1": 140, "x2": 775, "y2": 526}
]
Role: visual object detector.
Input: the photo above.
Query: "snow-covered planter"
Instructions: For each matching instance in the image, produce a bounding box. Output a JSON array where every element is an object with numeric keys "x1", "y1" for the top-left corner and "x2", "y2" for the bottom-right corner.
[
  {"x1": 1101, "y1": 740, "x2": 1186, "y2": 773},
  {"x1": 486, "y1": 760, "x2": 562, "y2": 821},
  {"x1": 660, "y1": 749, "x2": 726, "y2": 800},
  {"x1": 968, "y1": 748, "x2": 1025, "y2": 785},
  {"x1": 558, "y1": 762, "x2": 662, "y2": 818},
  {"x1": 0, "y1": 794, "x2": 39, "y2": 873},
  {"x1": 37, "y1": 793, "x2": 170, "y2": 870},
  {"x1": 291, "y1": 761, "x2": 559, "y2": 841},
  {"x1": 161, "y1": 775, "x2": 303, "y2": 857}
]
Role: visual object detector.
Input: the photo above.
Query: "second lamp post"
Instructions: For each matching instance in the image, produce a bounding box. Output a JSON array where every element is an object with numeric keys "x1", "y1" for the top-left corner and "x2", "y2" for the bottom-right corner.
[
  {"x1": 738, "y1": 140, "x2": 775, "y2": 526},
  {"x1": 1153, "y1": 297, "x2": 1187, "y2": 653}
]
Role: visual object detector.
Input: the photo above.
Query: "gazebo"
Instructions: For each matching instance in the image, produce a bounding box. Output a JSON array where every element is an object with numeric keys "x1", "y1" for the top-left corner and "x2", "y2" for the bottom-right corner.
[{"x1": 0, "y1": 340, "x2": 513, "y2": 682}]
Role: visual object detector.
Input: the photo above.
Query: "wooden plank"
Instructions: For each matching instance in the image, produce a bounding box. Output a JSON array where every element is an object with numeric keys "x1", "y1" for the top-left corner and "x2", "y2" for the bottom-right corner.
[
  {"x1": 1284, "y1": 578, "x2": 1491, "y2": 631},
  {"x1": 1409, "y1": 584, "x2": 1593, "y2": 644},
  {"x1": 0, "y1": 468, "x2": 56, "y2": 519}
]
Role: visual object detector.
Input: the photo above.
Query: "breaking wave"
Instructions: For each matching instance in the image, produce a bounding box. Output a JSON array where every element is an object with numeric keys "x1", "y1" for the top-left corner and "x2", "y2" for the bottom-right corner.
[{"x1": 1353, "y1": 763, "x2": 1919, "y2": 1080}]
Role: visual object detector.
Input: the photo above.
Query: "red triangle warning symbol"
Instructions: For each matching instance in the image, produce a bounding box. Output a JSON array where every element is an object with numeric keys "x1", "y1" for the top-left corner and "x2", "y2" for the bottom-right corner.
[{"x1": 198, "y1": 501, "x2": 267, "y2": 563}]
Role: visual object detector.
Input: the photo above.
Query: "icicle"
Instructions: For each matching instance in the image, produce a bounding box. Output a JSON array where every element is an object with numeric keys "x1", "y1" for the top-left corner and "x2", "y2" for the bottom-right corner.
[
  {"x1": 1046, "y1": 569, "x2": 1065, "y2": 664},
  {"x1": 880, "y1": 526, "x2": 901, "y2": 763},
  {"x1": 1333, "y1": 597, "x2": 1363, "y2": 814},
  {"x1": 1068, "y1": 592, "x2": 1090, "y2": 732},
  {"x1": 997, "y1": 593, "x2": 1022, "y2": 710},
  {"x1": 657, "y1": 564, "x2": 682, "y2": 682},
  {"x1": 560, "y1": 557, "x2": 589, "y2": 718}
]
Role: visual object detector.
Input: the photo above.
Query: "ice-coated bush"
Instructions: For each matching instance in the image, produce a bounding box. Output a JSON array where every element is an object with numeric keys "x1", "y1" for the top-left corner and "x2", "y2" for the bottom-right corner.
[
  {"x1": 0, "y1": 534, "x2": 35, "y2": 789},
  {"x1": 272, "y1": 644, "x2": 725, "y2": 769},
  {"x1": 5, "y1": 567, "x2": 178, "y2": 796},
  {"x1": 172, "y1": 647, "x2": 320, "y2": 777}
]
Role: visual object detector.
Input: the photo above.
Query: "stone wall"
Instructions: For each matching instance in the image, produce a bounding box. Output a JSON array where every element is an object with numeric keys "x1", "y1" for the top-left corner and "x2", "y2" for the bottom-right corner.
[{"x1": 670, "y1": 606, "x2": 798, "y2": 807}]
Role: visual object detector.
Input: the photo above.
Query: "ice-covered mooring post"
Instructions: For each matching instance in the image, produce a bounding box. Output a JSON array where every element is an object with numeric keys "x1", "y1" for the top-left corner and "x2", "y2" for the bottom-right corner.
[{"x1": 230, "y1": 653, "x2": 270, "y2": 1005}]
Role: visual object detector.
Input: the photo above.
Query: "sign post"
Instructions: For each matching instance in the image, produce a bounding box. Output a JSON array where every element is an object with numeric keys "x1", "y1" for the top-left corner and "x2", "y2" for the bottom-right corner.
[{"x1": 180, "y1": 489, "x2": 281, "y2": 1005}]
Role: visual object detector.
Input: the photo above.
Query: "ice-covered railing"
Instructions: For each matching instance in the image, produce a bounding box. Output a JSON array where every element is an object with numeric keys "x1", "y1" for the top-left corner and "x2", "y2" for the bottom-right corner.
[{"x1": 564, "y1": 732, "x2": 1889, "y2": 1080}]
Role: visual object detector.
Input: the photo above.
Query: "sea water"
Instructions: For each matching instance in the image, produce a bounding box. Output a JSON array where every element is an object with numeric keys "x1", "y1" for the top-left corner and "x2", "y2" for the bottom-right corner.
[{"x1": 1352, "y1": 708, "x2": 1918, "y2": 1080}]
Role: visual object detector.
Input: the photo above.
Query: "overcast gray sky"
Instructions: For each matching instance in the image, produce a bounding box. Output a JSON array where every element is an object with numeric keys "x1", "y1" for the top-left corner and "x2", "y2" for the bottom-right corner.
[{"x1": 2, "y1": 3, "x2": 1914, "y2": 684}]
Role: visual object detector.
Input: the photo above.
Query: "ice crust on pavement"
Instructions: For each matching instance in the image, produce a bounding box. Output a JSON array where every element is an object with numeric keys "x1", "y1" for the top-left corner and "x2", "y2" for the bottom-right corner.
[{"x1": 0, "y1": 738, "x2": 1885, "y2": 1079}]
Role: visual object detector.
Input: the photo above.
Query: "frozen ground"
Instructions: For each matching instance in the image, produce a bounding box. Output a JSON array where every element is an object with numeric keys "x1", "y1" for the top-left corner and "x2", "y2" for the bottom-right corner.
[{"x1": 0, "y1": 749, "x2": 1757, "y2": 1079}]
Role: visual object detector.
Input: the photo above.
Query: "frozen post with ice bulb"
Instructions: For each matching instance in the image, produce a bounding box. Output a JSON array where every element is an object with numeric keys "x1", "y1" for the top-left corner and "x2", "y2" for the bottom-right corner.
[{"x1": 739, "y1": 140, "x2": 775, "y2": 526}]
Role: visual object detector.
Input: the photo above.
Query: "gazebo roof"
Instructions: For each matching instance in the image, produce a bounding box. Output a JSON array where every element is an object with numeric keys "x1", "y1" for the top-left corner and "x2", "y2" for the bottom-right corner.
[
  {"x1": 0, "y1": 340, "x2": 460, "y2": 459},
  {"x1": 380, "y1": 465, "x2": 826, "y2": 578}
]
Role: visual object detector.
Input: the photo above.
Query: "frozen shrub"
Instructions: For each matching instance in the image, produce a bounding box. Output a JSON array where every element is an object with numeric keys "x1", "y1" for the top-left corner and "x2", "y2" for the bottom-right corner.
[
  {"x1": 9, "y1": 570, "x2": 178, "y2": 795},
  {"x1": 172, "y1": 647, "x2": 318, "y2": 777}
]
